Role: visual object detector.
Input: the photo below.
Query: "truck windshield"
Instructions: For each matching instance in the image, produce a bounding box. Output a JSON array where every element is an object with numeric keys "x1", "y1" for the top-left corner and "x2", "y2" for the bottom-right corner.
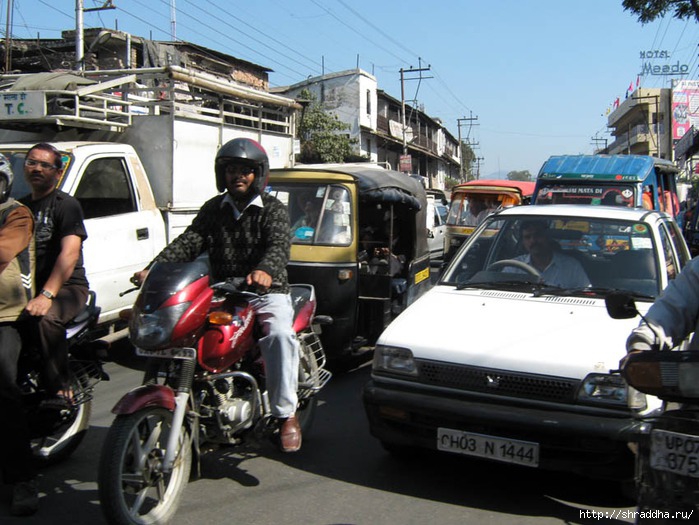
[
  {"x1": 534, "y1": 183, "x2": 636, "y2": 207},
  {"x1": 267, "y1": 183, "x2": 352, "y2": 246}
]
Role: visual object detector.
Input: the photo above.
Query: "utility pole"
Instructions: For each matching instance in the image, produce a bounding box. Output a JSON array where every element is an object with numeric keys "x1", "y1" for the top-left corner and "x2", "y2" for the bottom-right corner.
[
  {"x1": 475, "y1": 156, "x2": 484, "y2": 179},
  {"x1": 399, "y1": 62, "x2": 432, "y2": 172},
  {"x1": 590, "y1": 135, "x2": 608, "y2": 153},
  {"x1": 457, "y1": 113, "x2": 479, "y2": 180},
  {"x1": 4, "y1": 0, "x2": 13, "y2": 72},
  {"x1": 170, "y1": 0, "x2": 177, "y2": 40},
  {"x1": 76, "y1": 0, "x2": 115, "y2": 71}
]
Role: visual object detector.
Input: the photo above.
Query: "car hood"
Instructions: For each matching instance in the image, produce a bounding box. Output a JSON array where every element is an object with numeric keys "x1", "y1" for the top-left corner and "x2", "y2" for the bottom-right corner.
[{"x1": 379, "y1": 285, "x2": 650, "y2": 380}]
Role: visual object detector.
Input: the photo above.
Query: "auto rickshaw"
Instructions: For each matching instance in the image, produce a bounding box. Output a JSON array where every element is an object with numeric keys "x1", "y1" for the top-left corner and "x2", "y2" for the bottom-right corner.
[
  {"x1": 444, "y1": 179, "x2": 535, "y2": 262},
  {"x1": 268, "y1": 164, "x2": 431, "y2": 367}
]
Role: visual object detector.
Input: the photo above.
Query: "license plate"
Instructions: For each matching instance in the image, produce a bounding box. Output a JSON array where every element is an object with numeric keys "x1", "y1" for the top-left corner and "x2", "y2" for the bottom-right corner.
[
  {"x1": 135, "y1": 347, "x2": 196, "y2": 360},
  {"x1": 650, "y1": 429, "x2": 699, "y2": 478},
  {"x1": 437, "y1": 428, "x2": 539, "y2": 467}
]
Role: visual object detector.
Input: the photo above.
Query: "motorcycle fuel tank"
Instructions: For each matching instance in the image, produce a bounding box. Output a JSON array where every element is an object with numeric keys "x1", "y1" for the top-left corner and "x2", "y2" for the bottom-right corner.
[{"x1": 198, "y1": 303, "x2": 256, "y2": 373}]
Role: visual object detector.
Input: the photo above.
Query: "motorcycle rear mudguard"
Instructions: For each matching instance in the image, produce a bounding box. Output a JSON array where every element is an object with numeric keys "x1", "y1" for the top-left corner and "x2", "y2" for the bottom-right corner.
[{"x1": 111, "y1": 384, "x2": 176, "y2": 415}]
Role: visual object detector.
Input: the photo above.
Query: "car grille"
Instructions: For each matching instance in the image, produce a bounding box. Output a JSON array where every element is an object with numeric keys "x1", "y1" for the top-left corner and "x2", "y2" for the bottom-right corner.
[{"x1": 416, "y1": 360, "x2": 580, "y2": 403}]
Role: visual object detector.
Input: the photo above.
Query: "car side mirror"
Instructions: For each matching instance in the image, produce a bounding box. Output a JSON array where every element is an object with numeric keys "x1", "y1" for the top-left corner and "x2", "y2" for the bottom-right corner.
[{"x1": 605, "y1": 292, "x2": 638, "y2": 319}]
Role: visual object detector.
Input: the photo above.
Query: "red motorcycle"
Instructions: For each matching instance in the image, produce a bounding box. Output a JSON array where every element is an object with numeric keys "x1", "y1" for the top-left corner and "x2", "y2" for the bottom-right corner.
[{"x1": 97, "y1": 260, "x2": 331, "y2": 525}]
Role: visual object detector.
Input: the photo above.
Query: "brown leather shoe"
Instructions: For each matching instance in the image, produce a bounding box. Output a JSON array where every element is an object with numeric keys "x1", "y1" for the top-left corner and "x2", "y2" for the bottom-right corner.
[{"x1": 279, "y1": 415, "x2": 302, "y2": 453}]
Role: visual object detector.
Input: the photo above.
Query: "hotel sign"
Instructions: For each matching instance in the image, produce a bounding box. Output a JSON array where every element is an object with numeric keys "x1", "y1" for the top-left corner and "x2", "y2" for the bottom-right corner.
[{"x1": 640, "y1": 49, "x2": 689, "y2": 76}]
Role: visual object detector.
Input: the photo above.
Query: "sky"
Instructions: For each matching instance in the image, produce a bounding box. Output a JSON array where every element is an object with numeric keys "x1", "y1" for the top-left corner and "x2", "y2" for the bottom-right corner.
[{"x1": 7, "y1": 0, "x2": 699, "y2": 178}]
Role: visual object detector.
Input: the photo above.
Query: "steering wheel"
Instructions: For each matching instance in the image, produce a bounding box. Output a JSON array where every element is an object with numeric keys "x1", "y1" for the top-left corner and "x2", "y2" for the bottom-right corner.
[{"x1": 487, "y1": 259, "x2": 542, "y2": 278}]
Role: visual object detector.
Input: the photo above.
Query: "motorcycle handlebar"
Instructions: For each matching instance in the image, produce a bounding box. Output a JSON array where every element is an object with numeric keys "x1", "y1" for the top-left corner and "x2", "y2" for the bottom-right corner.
[
  {"x1": 119, "y1": 286, "x2": 140, "y2": 297},
  {"x1": 212, "y1": 278, "x2": 282, "y2": 295}
]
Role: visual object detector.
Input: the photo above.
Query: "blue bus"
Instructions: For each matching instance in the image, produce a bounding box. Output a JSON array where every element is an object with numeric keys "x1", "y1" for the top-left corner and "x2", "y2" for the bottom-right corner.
[{"x1": 533, "y1": 155, "x2": 679, "y2": 217}]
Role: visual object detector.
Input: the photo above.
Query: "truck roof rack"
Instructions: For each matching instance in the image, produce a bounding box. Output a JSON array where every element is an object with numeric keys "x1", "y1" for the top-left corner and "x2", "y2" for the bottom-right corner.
[{"x1": 0, "y1": 65, "x2": 301, "y2": 133}]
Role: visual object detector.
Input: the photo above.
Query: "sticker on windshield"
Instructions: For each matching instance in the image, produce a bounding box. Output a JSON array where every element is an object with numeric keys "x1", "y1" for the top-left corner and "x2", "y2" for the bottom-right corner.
[
  {"x1": 631, "y1": 237, "x2": 653, "y2": 249},
  {"x1": 633, "y1": 223, "x2": 649, "y2": 234}
]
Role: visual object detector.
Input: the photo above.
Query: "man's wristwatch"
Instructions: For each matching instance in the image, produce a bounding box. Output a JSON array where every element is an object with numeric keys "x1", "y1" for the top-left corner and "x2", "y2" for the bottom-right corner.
[{"x1": 40, "y1": 289, "x2": 55, "y2": 300}]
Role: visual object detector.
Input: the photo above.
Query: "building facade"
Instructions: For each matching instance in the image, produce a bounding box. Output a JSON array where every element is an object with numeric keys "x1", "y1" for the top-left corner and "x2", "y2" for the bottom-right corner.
[
  {"x1": 274, "y1": 69, "x2": 461, "y2": 189},
  {"x1": 606, "y1": 87, "x2": 673, "y2": 160}
]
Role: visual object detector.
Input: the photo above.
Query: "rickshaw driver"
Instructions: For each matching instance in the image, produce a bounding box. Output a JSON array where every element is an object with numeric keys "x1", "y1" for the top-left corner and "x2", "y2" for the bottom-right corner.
[{"x1": 131, "y1": 138, "x2": 303, "y2": 453}]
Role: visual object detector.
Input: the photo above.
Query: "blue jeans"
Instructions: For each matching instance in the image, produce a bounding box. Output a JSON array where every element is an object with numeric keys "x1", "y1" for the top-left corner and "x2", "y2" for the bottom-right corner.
[{"x1": 250, "y1": 293, "x2": 299, "y2": 418}]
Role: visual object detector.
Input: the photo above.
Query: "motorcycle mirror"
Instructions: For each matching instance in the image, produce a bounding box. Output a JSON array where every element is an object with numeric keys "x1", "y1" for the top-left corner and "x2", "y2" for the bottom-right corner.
[{"x1": 605, "y1": 292, "x2": 638, "y2": 320}]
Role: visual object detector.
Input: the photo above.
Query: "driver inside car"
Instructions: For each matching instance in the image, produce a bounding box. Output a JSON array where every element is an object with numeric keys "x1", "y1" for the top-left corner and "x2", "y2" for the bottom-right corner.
[{"x1": 504, "y1": 219, "x2": 590, "y2": 288}]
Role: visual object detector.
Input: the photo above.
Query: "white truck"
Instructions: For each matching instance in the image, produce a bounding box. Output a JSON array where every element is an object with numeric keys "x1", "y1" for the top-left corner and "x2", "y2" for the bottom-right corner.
[{"x1": 0, "y1": 66, "x2": 300, "y2": 337}]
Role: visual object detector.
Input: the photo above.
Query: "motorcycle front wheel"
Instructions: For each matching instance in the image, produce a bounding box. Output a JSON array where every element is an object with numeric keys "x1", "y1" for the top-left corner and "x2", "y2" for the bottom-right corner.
[{"x1": 98, "y1": 407, "x2": 192, "y2": 525}]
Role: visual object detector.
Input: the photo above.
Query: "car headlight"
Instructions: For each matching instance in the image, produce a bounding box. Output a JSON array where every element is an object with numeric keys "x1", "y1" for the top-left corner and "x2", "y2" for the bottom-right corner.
[
  {"x1": 577, "y1": 373, "x2": 646, "y2": 410},
  {"x1": 373, "y1": 345, "x2": 418, "y2": 377}
]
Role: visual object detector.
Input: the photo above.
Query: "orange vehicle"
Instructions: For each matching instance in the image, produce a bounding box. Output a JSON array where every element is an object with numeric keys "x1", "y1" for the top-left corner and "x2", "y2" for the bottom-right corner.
[{"x1": 443, "y1": 179, "x2": 535, "y2": 262}]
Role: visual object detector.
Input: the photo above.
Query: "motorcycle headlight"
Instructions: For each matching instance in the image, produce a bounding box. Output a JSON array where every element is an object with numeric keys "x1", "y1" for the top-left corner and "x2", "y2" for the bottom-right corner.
[
  {"x1": 577, "y1": 373, "x2": 645, "y2": 409},
  {"x1": 372, "y1": 345, "x2": 418, "y2": 377},
  {"x1": 130, "y1": 303, "x2": 190, "y2": 349}
]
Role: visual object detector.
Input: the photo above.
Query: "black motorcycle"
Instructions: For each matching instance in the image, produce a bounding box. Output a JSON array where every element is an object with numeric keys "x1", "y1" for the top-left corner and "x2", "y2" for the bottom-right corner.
[
  {"x1": 18, "y1": 291, "x2": 109, "y2": 465},
  {"x1": 607, "y1": 293, "x2": 699, "y2": 523}
]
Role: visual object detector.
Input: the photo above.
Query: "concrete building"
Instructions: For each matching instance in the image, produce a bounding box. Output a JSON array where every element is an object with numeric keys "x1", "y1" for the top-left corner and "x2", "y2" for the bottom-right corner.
[
  {"x1": 273, "y1": 69, "x2": 461, "y2": 189},
  {"x1": 606, "y1": 87, "x2": 673, "y2": 160}
]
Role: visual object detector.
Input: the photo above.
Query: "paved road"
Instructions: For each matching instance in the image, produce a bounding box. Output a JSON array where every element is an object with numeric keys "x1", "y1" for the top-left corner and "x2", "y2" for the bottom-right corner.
[{"x1": 0, "y1": 354, "x2": 637, "y2": 525}]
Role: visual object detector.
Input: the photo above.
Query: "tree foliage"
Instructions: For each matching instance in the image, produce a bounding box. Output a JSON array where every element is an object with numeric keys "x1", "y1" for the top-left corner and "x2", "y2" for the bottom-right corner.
[
  {"x1": 460, "y1": 141, "x2": 477, "y2": 181},
  {"x1": 622, "y1": 0, "x2": 699, "y2": 23},
  {"x1": 507, "y1": 170, "x2": 533, "y2": 181},
  {"x1": 296, "y1": 89, "x2": 356, "y2": 163}
]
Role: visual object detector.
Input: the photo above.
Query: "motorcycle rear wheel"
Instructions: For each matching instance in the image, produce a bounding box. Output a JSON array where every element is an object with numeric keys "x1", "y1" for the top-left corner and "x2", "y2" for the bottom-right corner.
[
  {"x1": 98, "y1": 407, "x2": 192, "y2": 525},
  {"x1": 31, "y1": 400, "x2": 91, "y2": 466}
]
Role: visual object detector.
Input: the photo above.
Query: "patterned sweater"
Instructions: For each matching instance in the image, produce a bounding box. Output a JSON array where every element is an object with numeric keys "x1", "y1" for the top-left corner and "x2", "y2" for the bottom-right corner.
[{"x1": 153, "y1": 192, "x2": 291, "y2": 294}]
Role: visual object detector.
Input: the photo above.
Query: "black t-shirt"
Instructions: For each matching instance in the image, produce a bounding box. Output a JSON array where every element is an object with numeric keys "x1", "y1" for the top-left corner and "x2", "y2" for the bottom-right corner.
[{"x1": 20, "y1": 190, "x2": 89, "y2": 289}]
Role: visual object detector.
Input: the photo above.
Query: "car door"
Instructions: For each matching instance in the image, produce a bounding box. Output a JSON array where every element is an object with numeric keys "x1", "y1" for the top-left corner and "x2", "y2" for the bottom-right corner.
[{"x1": 70, "y1": 154, "x2": 165, "y2": 323}]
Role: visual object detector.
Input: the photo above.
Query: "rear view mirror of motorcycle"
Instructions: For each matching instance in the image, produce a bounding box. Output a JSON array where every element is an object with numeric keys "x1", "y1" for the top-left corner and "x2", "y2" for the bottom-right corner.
[{"x1": 605, "y1": 292, "x2": 638, "y2": 320}]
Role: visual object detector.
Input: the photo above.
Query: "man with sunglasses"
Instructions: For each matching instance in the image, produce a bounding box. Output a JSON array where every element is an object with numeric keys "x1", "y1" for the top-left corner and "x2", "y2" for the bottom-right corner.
[
  {"x1": 132, "y1": 138, "x2": 303, "y2": 453},
  {"x1": 19, "y1": 143, "x2": 89, "y2": 408}
]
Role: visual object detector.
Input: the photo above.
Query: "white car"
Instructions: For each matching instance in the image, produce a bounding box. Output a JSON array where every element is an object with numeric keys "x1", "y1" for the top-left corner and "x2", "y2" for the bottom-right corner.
[
  {"x1": 363, "y1": 204, "x2": 691, "y2": 479},
  {"x1": 426, "y1": 195, "x2": 448, "y2": 262}
]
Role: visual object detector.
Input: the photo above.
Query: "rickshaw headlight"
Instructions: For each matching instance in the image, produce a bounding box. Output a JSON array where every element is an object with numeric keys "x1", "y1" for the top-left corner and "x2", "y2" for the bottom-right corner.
[
  {"x1": 577, "y1": 374, "x2": 642, "y2": 409},
  {"x1": 373, "y1": 345, "x2": 418, "y2": 377}
]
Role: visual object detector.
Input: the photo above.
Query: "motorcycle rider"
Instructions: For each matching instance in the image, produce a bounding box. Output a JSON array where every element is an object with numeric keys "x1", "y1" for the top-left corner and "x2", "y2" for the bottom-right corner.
[
  {"x1": 626, "y1": 256, "x2": 699, "y2": 353},
  {"x1": 0, "y1": 154, "x2": 38, "y2": 516},
  {"x1": 132, "y1": 138, "x2": 303, "y2": 452}
]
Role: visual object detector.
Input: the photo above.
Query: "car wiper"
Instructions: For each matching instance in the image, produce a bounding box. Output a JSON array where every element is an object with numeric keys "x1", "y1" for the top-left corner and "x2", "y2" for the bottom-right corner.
[{"x1": 532, "y1": 286, "x2": 655, "y2": 300}]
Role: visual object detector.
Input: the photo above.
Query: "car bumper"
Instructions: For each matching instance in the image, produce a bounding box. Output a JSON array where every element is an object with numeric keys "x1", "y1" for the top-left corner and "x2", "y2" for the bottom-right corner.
[{"x1": 363, "y1": 379, "x2": 641, "y2": 478}]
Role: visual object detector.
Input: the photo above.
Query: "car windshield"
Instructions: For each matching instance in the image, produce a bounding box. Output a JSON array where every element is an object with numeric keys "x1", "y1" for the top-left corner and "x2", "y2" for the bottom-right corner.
[
  {"x1": 267, "y1": 183, "x2": 352, "y2": 246},
  {"x1": 442, "y1": 214, "x2": 661, "y2": 299}
]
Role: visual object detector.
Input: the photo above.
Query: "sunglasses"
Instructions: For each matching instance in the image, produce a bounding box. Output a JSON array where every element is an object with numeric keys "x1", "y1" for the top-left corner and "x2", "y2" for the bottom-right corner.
[
  {"x1": 25, "y1": 158, "x2": 58, "y2": 170},
  {"x1": 217, "y1": 160, "x2": 255, "y2": 175}
]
